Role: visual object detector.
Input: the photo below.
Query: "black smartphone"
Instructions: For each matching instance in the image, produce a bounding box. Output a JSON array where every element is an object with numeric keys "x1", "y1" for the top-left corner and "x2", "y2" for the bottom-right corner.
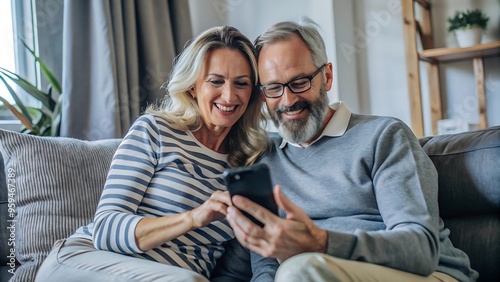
[{"x1": 223, "y1": 163, "x2": 278, "y2": 227}]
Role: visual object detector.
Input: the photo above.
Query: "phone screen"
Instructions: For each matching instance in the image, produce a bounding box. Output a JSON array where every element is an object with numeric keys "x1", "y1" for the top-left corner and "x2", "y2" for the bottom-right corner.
[{"x1": 223, "y1": 163, "x2": 278, "y2": 227}]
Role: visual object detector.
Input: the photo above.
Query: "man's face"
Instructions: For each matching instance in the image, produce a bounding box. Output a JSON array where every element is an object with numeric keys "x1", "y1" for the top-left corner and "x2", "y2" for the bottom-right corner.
[{"x1": 258, "y1": 34, "x2": 333, "y2": 144}]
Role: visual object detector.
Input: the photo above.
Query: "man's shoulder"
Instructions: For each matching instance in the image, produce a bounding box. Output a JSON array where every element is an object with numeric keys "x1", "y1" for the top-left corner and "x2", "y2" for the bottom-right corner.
[
  {"x1": 350, "y1": 113, "x2": 400, "y2": 126},
  {"x1": 348, "y1": 114, "x2": 419, "y2": 149},
  {"x1": 349, "y1": 114, "x2": 410, "y2": 134}
]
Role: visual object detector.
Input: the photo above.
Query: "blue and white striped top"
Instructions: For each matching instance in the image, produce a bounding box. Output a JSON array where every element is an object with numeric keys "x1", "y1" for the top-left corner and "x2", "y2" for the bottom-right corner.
[{"x1": 72, "y1": 114, "x2": 234, "y2": 277}]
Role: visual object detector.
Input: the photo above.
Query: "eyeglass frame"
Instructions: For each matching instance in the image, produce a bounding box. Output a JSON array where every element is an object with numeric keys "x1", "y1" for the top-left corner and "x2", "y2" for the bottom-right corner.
[{"x1": 259, "y1": 64, "x2": 326, "y2": 98}]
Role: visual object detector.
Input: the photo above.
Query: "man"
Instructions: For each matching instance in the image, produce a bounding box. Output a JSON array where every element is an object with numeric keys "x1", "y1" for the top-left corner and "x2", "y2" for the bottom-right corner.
[{"x1": 225, "y1": 18, "x2": 478, "y2": 282}]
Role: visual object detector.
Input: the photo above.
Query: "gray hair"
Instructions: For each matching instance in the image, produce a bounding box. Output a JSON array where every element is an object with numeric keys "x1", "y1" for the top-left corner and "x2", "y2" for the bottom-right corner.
[
  {"x1": 147, "y1": 26, "x2": 268, "y2": 167},
  {"x1": 254, "y1": 17, "x2": 327, "y2": 68}
]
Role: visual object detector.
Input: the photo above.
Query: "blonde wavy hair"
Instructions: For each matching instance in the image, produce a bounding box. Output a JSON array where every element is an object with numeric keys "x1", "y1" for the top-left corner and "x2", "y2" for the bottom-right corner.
[{"x1": 147, "y1": 26, "x2": 269, "y2": 167}]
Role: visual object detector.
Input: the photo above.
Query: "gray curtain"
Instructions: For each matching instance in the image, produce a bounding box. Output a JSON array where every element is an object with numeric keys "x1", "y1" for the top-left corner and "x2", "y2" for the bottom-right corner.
[{"x1": 60, "y1": 0, "x2": 192, "y2": 140}]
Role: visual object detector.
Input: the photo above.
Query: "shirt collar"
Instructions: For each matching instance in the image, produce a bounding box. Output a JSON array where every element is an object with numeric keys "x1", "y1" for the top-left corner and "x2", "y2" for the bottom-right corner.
[{"x1": 279, "y1": 101, "x2": 352, "y2": 149}]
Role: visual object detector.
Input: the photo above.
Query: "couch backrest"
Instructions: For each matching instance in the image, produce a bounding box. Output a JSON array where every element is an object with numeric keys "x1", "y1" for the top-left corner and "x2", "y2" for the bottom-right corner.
[{"x1": 420, "y1": 126, "x2": 500, "y2": 282}]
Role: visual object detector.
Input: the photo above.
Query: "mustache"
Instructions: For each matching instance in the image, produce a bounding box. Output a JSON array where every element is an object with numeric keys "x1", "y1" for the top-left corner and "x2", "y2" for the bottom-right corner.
[{"x1": 275, "y1": 100, "x2": 311, "y2": 114}]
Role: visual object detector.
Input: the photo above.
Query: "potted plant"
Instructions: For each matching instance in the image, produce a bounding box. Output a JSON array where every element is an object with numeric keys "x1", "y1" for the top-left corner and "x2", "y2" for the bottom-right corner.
[
  {"x1": 448, "y1": 9, "x2": 490, "y2": 48},
  {"x1": 0, "y1": 41, "x2": 62, "y2": 136}
]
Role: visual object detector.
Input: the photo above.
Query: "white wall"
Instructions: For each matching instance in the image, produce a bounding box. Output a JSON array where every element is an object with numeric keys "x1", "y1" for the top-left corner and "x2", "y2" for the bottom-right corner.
[
  {"x1": 354, "y1": 0, "x2": 500, "y2": 135},
  {"x1": 351, "y1": 0, "x2": 409, "y2": 123},
  {"x1": 189, "y1": 0, "x2": 500, "y2": 136}
]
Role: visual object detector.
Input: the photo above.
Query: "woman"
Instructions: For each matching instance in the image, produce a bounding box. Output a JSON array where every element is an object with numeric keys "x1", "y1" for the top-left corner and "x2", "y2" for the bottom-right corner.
[{"x1": 36, "y1": 26, "x2": 273, "y2": 282}]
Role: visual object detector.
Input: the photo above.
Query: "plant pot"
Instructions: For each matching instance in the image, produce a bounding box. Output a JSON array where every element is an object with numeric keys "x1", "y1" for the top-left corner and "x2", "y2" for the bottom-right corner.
[{"x1": 454, "y1": 26, "x2": 483, "y2": 48}]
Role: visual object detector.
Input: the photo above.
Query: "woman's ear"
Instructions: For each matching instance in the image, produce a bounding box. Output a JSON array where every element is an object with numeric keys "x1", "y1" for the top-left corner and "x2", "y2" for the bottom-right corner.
[{"x1": 188, "y1": 87, "x2": 196, "y2": 99}]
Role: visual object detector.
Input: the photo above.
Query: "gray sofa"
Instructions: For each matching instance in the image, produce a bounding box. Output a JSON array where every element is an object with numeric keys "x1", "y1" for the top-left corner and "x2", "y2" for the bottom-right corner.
[{"x1": 0, "y1": 126, "x2": 499, "y2": 282}]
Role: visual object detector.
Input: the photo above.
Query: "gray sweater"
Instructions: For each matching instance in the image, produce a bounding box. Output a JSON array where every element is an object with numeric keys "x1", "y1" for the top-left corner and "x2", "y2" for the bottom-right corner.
[{"x1": 259, "y1": 113, "x2": 478, "y2": 282}]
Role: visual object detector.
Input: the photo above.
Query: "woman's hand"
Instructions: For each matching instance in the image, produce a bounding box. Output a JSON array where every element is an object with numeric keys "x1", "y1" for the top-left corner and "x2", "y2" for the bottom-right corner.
[
  {"x1": 135, "y1": 190, "x2": 231, "y2": 251},
  {"x1": 189, "y1": 190, "x2": 232, "y2": 229}
]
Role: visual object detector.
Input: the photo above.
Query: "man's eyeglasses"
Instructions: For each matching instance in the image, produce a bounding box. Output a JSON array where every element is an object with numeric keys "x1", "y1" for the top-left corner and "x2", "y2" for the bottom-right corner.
[{"x1": 259, "y1": 64, "x2": 326, "y2": 98}]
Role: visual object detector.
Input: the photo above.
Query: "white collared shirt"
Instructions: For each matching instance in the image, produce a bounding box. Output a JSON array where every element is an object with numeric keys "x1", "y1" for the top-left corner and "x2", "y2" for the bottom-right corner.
[{"x1": 279, "y1": 101, "x2": 352, "y2": 149}]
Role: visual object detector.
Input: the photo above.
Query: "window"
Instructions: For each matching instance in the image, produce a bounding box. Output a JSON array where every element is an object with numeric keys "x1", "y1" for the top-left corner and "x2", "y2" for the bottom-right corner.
[
  {"x1": 0, "y1": 0, "x2": 16, "y2": 104},
  {"x1": 0, "y1": 0, "x2": 39, "y2": 123}
]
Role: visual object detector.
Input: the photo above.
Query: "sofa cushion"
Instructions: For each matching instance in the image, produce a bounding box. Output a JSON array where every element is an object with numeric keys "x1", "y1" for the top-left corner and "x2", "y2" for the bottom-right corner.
[
  {"x1": 421, "y1": 126, "x2": 500, "y2": 217},
  {"x1": 0, "y1": 129, "x2": 120, "y2": 282},
  {"x1": 421, "y1": 126, "x2": 500, "y2": 282}
]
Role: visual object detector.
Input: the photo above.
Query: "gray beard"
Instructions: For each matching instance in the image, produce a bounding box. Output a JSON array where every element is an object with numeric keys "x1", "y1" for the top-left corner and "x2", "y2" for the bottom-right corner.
[{"x1": 268, "y1": 85, "x2": 329, "y2": 144}]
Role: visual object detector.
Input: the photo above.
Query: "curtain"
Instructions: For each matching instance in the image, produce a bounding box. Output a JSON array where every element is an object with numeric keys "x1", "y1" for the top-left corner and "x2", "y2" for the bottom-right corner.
[{"x1": 60, "y1": 0, "x2": 192, "y2": 140}]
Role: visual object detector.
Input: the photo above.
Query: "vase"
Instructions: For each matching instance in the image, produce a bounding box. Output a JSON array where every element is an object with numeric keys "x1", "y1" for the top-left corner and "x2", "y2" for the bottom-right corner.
[{"x1": 454, "y1": 26, "x2": 483, "y2": 48}]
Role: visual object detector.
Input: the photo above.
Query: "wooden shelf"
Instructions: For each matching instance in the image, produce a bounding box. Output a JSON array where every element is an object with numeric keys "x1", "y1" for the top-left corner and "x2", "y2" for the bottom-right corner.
[
  {"x1": 402, "y1": 0, "x2": 499, "y2": 136},
  {"x1": 419, "y1": 41, "x2": 500, "y2": 63}
]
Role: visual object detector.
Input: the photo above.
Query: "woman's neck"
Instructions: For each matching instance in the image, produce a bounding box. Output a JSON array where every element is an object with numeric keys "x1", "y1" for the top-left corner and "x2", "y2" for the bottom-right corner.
[{"x1": 192, "y1": 125, "x2": 230, "y2": 154}]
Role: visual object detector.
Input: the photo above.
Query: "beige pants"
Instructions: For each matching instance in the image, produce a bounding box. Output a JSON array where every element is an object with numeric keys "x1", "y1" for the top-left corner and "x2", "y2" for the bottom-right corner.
[
  {"x1": 275, "y1": 253, "x2": 458, "y2": 282},
  {"x1": 35, "y1": 237, "x2": 208, "y2": 282}
]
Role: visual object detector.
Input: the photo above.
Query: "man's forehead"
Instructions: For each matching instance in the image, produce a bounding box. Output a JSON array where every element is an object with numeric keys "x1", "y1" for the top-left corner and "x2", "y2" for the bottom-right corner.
[
  {"x1": 257, "y1": 36, "x2": 315, "y2": 83},
  {"x1": 258, "y1": 35, "x2": 308, "y2": 57}
]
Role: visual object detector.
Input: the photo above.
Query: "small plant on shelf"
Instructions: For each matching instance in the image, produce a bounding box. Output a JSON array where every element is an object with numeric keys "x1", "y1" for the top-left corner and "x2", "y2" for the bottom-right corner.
[
  {"x1": 448, "y1": 9, "x2": 490, "y2": 47},
  {"x1": 448, "y1": 9, "x2": 490, "y2": 32}
]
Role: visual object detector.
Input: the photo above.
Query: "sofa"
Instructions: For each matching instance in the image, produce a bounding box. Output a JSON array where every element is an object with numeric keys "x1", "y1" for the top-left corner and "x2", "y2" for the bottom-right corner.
[{"x1": 0, "y1": 126, "x2": 499, "y2": 282}]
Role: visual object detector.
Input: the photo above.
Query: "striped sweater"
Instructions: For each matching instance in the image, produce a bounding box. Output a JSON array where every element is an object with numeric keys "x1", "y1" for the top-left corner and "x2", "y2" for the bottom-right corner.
[{"x1": 72, "y1": 114, "x2": 234, "y2": 277}]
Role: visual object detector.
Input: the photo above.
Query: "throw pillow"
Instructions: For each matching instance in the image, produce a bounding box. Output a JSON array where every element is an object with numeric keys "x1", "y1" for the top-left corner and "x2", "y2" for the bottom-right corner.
[{"x1": 0, "y1": 129, "x2": 121, "y2": 282}]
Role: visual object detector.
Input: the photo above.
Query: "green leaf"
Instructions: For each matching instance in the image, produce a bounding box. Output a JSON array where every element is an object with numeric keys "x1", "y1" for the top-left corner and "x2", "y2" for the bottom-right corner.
[
  {"x1": 51, "y1": 93, "x2": 63, "y2": 136},
  {"x1": 0, "y1": 75, "x2": 33, "y2": 121},
  {"x1": 39, "y1": 104, "x2": 53, "y2": 118},
  {"x1": 25, "y1": 106, "x2": 44, "y2": 125},
  {"x1": 0, "y1": 96, "x2": 34, "y2": 130},
  {"x1": 448, "y1": 9, "x2": 490, "y2": 32},
  {"x1": 20, "y1": 39, "x2": 62, "y2": 94},
  {"x1": 23, "y1": 127, "x2": 41, "y2": 135},
  {"x1": 0, "y1": 68, "x2": 51, "y2": 108},
  {"x1": 36, "y1": 114, "x2": 52, "y2": 136},
  {"x1": 46, "y1": 84, "x2": 57, "y2": 110}
]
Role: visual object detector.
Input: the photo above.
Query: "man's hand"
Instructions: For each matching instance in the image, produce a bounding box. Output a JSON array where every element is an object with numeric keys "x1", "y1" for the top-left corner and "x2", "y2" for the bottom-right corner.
[{"x1": 226, "y1": 185, "x2": 328, "y2": 262}]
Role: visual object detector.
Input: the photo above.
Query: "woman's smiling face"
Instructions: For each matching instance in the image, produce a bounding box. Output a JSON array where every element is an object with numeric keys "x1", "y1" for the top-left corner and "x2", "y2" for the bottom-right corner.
[{"x1": 190, "y1": 48, "x2": 253, "y2": 133}]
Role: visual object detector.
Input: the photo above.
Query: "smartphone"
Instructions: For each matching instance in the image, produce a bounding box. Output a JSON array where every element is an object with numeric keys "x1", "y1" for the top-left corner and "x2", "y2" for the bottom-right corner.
[{"x1": 223, "y1": 163, "x2": 278, "y2": 227}]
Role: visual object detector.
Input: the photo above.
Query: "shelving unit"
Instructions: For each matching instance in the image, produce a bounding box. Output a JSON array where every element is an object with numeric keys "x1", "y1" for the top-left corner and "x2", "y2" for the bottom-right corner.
[{"x1": 401, "y1": 0, "x2": 500, "y2": 136}]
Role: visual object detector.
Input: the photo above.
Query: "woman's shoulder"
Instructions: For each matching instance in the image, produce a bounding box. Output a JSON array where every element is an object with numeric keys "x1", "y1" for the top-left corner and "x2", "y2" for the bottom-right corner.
[
  {"x1": 133, "y1": 113, "x2": 165, "y2": 125},
  {"x1": 133, "y1": 114, "x2": 187, "y2": 136}
]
